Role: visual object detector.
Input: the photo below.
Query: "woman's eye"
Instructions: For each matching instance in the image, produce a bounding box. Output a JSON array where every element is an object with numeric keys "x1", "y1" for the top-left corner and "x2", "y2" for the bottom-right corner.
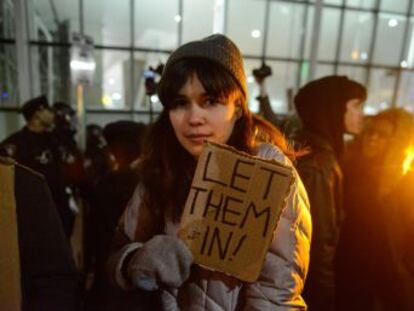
[
  {"x1": 170, "y1": 99, "x2": 188, "y2": 109},
  {"x1": 203, "y1": 97, "x2": 219, "y2": 107}
]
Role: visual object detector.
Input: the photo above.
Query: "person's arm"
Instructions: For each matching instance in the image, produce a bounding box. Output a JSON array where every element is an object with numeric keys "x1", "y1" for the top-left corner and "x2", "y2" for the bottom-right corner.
[
  {"x1": 240, "y1": 176, "x2": 311, "y2": 310},
  {"x1": 297, "y1": 160, "x2": 339, "y2": 290},
  {"x1": 106, "y1": 186, "x2": 193, "y2": 291},
  {"x1": 15, "y1": 165, "x2": 78, "y2": 310}
]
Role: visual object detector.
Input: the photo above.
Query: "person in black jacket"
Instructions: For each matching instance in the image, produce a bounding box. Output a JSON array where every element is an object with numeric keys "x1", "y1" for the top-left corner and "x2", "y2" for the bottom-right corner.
[
  {"x1": 0, "y1": 95, "x2": 76, "y2": 237},
  {"x1": 294, "y1": 76, "x2": 366, "y2": 311},
  {"x1": 0, "y1": 157, "x2": 78, "y2": 310}
]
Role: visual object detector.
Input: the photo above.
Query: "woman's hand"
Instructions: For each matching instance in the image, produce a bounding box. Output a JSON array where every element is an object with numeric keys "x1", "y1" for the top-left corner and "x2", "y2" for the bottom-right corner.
[{"x1": 126, "y1": 235, "x2": 193, "y2": 290}]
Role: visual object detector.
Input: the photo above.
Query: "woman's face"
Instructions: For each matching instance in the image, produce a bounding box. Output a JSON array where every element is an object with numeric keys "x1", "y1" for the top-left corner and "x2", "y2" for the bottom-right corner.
[
  {"x1": 168, "y1": 73, "x2": 239, "y2": 158},
  {"x1": 344, "y1": 98, "x2": 364, "y2": 135},
  {"x1": 362, "y1": 118, "x2": 393, "y2": 158}
]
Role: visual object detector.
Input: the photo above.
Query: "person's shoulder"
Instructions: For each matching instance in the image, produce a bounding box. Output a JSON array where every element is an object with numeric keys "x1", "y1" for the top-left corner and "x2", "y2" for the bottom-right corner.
[{"x1": 297, "y1": 147, "x2": 338, "y2": 172}]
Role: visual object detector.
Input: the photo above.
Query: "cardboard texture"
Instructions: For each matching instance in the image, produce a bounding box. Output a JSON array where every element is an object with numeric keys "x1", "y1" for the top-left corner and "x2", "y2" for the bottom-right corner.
[{"x1": 178, "y1": 142, "x2": 293, "y2": 282}]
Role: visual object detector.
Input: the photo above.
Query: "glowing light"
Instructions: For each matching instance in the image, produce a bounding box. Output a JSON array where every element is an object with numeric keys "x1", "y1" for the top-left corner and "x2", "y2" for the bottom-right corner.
[
  {"x1": 388, "y1": 19, "x2": 398, "y2": 28},
  {"x1": 70, "y1": 60, "x2": 96, "y2": 71},
  {"x1": 109, "y1": 78, "x2": 115, "y2": 85},
  {"x1": 247, "y1": 76, "x2": 255, "y2": 84},
  {"x1": 351, "y1": 50, "x2": 359, "y2": 60},
  {"x1": 101, "y1": 95, "x2": 112, "y2": 107},
  {"x1": 112, "y1": 92, "x2": 122, "y2": 100},
  {"x1": 403, "y1": 145, "x2": 414, "y2": 175},
  {"x1": 150, "y1": 95, "x2": 159, "y2": 103},
  {"x1": 174, "y1": 15, "x2": 182, "y2": 23},
  {"x1": 360, "y1": 52, "x2": 368, "y2": 60},
  {"x1": 251, "y1": 30, "x2": 261, "y2": 38},
  {"x1": 401, "y1": 60, "x2": 408, "y2": 68}
]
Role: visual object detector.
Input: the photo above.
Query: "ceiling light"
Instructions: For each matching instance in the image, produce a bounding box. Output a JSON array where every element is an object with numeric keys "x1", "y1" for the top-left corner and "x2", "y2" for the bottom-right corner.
[
  {"x1": 251, "y1": 30, "x2": 261, "y2": 38},
  {"x1": 388, "y1": 19, "x2": 398, "y2": 28},
  {"x1": 401, "y1": 60, "x2": 408, "y2": 68}
]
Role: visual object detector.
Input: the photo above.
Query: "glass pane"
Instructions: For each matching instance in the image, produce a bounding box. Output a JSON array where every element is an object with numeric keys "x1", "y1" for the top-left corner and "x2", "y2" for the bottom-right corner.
[
  {"x1": 182, "y1": 0, "x2": 214, "y2": 43},
  {"x1": 30, "y1": 45, "x2": 73, "y2": 105},
  {"x1": 346, "y1": 0, "x2": 376, "y2": 9},
  {"x1": 264, "y1": 61, "x2": 298, "y2": 114},
  {"x1": 31, "y1": 0, "x2": 79, "y2": 42},
  {"x1": 396, "y1": 71, "x2": 414, "y2": 112},
  {"x1": 381, "y1": 0, "x2": 409, "y2": 14},
  {"x1": 0, "y1": 0, "x2": 15, "y2": 39},
  {"x1": 84, "y1": 0, "x2": 130, "y2": 46},
  {"x1": 0, "y1": 111, "x2": 22, "y2": 142},
  {"x1": 133, "y1": 51, "x2": 170, "y2": 113},
  {"x1": 340, "y1": 11, "x2": 374, "y2": 63},
  {"x1": 403, "y1": 19, "x2": 414, "y2": 68},
  {"x1": 245, "y1": 59, "x2": 298, "y2": 114},
  {"x1": 337, "y1": 65, "x2": 368, "y2": 85},
  {"x1": 373, "y1": 14, "x2": 406, "y2": 66},
  {"x1": 83, "y1": 49, "x2": 131, "y2": 110},
  {"x1": 314, "y1": 64, "x2": 335, "y2": 80},
  {"x1": 366, "y1": 68, "x2": 397, "y2": 113},
  {"x1": 227, "y1": 0, "x2": 265, "y2": 56},
  {"x1": 318, "y1": 8, "x2": 341, "y2": 61},
  {"x1": 134, "y1": 0, "x2": 178, "y2": 50},
  {"x1": 266, "y1": 3, "x2": 305, "y2": 59},
  {"x1": 0, "y1": 43, "x2": 18, "y2": 106}
]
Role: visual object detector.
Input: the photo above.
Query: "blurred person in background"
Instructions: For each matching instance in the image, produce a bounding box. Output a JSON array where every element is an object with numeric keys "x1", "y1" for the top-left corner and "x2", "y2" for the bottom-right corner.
[
  {"x1": 0, "y1": 95, "x2": 76, "y2": 238},
  {"x1": 85, "y1": 121, "x2": 146, "y2": 310},
  {"x1": 335, "y1": 112, "x2": 399, "y2": 310},
  {"x1": 294, "y1": 76, "x2": 366, "y2": 311}
]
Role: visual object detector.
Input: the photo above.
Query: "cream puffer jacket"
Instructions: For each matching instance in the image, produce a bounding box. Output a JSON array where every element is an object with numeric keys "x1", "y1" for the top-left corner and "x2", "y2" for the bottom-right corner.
[{"x1": 108, "y1": 143, "x2": 312, "y2": 311}]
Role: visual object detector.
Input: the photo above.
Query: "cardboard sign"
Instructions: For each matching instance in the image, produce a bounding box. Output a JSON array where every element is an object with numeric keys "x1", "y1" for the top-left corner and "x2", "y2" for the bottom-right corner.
[{"x1": 178, "y1": 142, "x2": 293, "y2": 282}]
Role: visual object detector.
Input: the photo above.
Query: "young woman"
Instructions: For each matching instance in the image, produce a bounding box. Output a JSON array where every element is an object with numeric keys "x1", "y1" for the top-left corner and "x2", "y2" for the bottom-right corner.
[{"x1": 107, "y1": 34, "x2": 311, "y2": 310}]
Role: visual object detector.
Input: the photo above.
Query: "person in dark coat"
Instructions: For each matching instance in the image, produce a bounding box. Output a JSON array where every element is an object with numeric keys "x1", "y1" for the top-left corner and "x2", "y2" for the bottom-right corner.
[
  {"x1": 336, "y1": 111, "x2": 410, "y2": 310},
  {"x1": 0, "y1": 156, "x2": 78, "y2": 310},
  {"x1": 294, "y1": 76, "x2": 366, "y2": 311},
  {"x1": 0, "y1": 95, "x2": 76, "y2": 237},
  {"x1": 85, "y1": 121, "x2": 146, "y2": 310}
]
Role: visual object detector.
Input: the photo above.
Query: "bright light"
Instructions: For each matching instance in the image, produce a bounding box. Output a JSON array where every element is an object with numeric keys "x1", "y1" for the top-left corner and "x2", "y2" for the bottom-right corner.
[
  {"x1": 101, "y1": 95, "x2": 112, "y2": 107},
  {"x1": 109, "y1": 78, "x2": 115, "y2": 85},
  {"x1": 388, "y1": 19, "x2": 398, "y2": 28},
  {"x1": 403, "y1": 145, "x2": 414, "y2": 175},
  {"x1": 351, "y1": 50, "x2": 359, "y2": 60},
  {"x1": 150, "y1": 95, "x2": 159, "y2": 103},
  {"x1": 247, "y1": 76, "x2": 255, "y2": 84},
  {"x1": 401, "y1": 60, "x2": 408, "y2": 68},
  {"x1": 174, "y1": 15, "x2": 182, "y2": 23},
  {"x1": 280, "y1": 6, "x2": 290, "y2": 15},
  {"x1": 112, "y1": 92, "x2": 122, "y2": 100},
  {"x1": 70, "y1": 60, "x2": 96, "y2": 71},
  {"x1": 251, "y1": 30, "x2": 261, "y2": 39},
  {"x1": 360, "y1": 52, "x2": 368, "y2": 60}
]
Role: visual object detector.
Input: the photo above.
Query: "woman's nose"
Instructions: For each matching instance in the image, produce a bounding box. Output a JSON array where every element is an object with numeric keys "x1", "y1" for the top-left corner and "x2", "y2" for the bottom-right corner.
[{"x1": 187, "y1": 104, "x2": 205, "y2": 125}]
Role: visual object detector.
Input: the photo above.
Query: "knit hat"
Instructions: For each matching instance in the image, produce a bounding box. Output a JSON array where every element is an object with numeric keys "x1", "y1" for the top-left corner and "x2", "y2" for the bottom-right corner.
[
  {"x1": 21, "y1": 95, "x2": 51, "y2": 121},
  {"x1": 161, "y1": 34, "x2": 247, "y2": 99}
]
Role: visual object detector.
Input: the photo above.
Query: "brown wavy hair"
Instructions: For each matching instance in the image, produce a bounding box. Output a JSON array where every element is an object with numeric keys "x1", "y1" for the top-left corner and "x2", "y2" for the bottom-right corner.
[{"x1": 138, "y1": 58, "x2": 294, "y2": 222}]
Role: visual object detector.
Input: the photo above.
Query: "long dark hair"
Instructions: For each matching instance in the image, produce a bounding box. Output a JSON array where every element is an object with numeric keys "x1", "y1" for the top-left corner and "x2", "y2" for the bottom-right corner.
[{"x1": 138, "y1": 58, "x2": 292, "y2": 222}]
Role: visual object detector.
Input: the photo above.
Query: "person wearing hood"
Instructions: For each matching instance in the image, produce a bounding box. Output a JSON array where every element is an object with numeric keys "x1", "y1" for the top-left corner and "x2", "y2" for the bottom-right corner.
[{"x1": 294, "y1": 76, "x2": 366, "y2": 311}]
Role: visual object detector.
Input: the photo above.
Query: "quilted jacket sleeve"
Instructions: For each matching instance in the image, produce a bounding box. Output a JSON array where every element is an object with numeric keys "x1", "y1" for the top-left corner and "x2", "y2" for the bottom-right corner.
[{"x1": 240, "y1": 144, "x2": 312, "y2": 310}]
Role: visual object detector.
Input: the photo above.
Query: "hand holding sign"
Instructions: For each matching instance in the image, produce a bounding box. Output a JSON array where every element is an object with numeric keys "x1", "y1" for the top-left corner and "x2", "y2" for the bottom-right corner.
[{"x1": 178, "y1": 142, "x2": 293, "y2": 282}]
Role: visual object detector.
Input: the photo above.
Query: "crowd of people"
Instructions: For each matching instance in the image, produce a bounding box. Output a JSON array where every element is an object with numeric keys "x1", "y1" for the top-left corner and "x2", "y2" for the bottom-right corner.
[{"x1": 1, "y1": 34, "x2": 413, "y2": 311}]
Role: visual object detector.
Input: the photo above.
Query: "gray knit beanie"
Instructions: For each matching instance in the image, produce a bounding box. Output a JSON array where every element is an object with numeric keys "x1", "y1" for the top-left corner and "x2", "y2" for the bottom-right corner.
[{"x1": 161, "y1": 34, "x2": 247, "y2": 99}]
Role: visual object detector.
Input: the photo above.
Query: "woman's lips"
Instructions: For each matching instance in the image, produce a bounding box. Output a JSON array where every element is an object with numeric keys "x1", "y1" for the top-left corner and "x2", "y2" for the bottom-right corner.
[{"x1": 186, "y1": 134, "x2": 211, "y2": 144}]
